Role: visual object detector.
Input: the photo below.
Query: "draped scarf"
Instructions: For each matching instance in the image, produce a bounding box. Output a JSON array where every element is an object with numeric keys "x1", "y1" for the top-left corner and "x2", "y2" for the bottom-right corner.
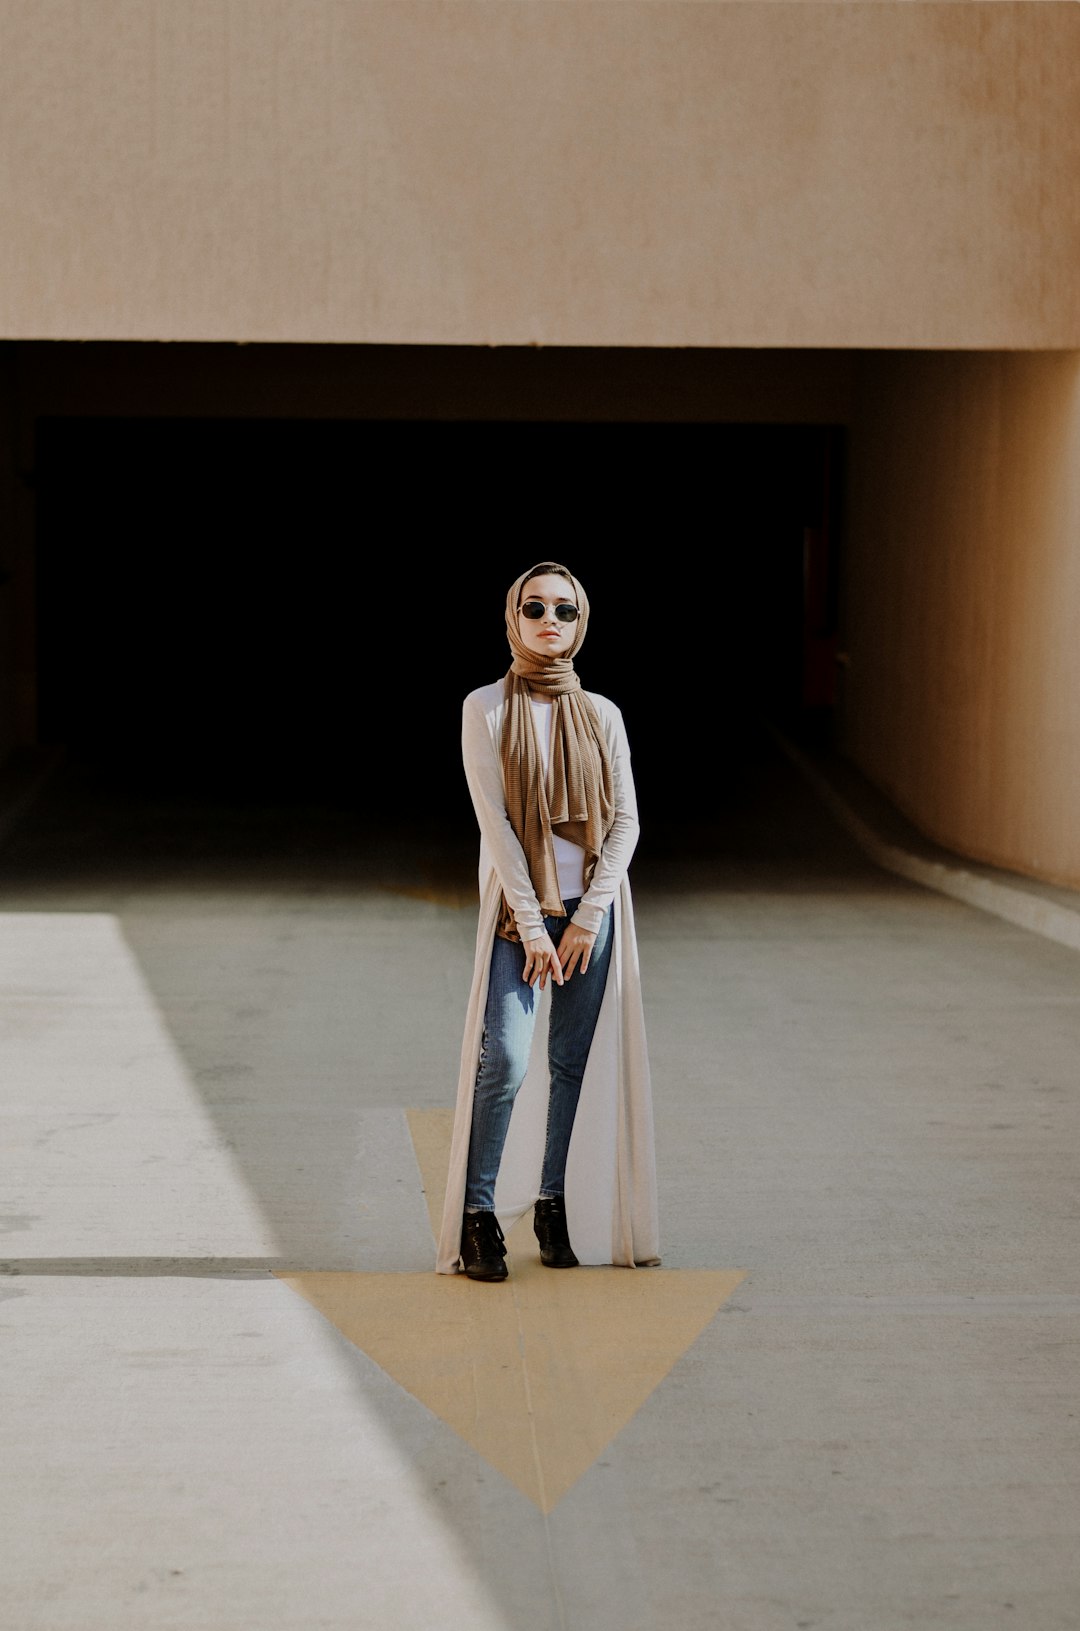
[{"x1": 495, "y1": 563, "x2": 615, "y2": 942}]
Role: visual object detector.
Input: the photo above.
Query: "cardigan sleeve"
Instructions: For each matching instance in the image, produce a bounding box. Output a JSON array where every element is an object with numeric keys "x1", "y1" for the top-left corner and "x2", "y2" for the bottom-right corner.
[
  {"x1": 461, "y1": 690, "x2": 546, "y2": 943},
  {"x1": 570, "y1": 702, "x2": 640, "y2": 937}
]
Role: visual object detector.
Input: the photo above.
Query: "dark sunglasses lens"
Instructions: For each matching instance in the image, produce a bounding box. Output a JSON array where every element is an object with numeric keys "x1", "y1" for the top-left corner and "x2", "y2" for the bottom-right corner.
[{"x1": 520, "y1": 600, "x2": 579, "y2": 622}]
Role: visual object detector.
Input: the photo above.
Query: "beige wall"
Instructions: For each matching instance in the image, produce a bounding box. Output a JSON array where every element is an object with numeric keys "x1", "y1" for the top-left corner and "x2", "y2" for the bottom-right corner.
[
  {"x1": 1, "y1": 3, "x2": 1078, "y2": 349},
  {"x1": 843, "y1": 350, "x2": 1080, "y2": 889}
]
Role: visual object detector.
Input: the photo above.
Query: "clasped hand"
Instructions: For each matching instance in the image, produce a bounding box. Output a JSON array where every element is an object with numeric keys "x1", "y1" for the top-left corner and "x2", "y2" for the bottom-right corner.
[{"x1": 521, "y1": 922, "x2": 597, "y2": 989}]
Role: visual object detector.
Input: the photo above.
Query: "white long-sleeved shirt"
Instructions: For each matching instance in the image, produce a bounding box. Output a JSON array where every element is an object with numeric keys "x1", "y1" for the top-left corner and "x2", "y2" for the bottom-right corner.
[
  {"x1": 528, "y1": 696, "x2": 586, "y2": 903},
  {"x1": 461, "y1": 681, "x2": 640, "y2": 942}
]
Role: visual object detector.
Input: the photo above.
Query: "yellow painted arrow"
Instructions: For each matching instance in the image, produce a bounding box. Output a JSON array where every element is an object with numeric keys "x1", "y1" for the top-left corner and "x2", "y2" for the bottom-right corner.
[{"x1": 276, "y1": 1110, "x2": 744, "y2": 1511}]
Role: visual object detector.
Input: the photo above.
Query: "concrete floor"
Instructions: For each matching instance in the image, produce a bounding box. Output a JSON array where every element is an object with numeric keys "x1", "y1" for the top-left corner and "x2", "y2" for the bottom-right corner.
[{"x1": 2, "y1": 741, "x2": 1079, "y2": 1630}]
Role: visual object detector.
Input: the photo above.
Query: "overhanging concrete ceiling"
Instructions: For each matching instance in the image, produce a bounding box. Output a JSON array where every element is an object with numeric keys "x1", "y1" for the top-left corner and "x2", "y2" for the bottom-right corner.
[{"x1": 1, "y1": 2, "x2": 1078, "y2": 349}]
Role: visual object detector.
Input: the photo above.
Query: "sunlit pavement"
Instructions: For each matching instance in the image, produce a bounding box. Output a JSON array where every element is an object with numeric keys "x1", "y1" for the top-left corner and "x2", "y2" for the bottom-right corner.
[{"x1": 3, "y1": 748, "x2": 1079, "y2": 1630}]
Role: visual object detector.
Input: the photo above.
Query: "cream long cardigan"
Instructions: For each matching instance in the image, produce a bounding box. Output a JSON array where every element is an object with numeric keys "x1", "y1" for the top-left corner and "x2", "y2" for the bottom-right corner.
[{"x1": 436, "y1": 679, "x2": 661, "y2": 1274}]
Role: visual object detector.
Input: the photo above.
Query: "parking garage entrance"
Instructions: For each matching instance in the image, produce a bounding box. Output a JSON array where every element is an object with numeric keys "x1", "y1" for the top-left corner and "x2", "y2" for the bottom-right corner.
[{"x1": 34, "y1": 411, "x2": 843, "y2": 817}]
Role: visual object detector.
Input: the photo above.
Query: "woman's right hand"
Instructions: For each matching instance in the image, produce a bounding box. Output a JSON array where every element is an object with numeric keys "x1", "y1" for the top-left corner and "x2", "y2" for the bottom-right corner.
[{"x1": 521, "y1": 931, "x2": 565, "y2": 990}]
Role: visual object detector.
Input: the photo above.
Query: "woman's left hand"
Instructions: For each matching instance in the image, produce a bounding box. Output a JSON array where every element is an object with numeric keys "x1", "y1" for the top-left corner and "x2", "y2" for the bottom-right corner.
[{"x1": 556, "y1": 922, "x2": 598, "y2": 980}]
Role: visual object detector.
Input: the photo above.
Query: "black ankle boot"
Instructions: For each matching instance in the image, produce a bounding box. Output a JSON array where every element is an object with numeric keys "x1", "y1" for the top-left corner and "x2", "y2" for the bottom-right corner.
[
  {"x1": 533, "y1": 1196, "x2": 579, "y2": 1268},
  {"x1": 459, "y1": 1210, "x2": 508, "y2": 1281}
]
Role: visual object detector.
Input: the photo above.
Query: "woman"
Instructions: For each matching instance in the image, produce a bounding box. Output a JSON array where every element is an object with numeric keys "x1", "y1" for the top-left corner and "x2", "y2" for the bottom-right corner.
[{"x1": 437, "y1": 562, "x2": 659, "y2": 1280}]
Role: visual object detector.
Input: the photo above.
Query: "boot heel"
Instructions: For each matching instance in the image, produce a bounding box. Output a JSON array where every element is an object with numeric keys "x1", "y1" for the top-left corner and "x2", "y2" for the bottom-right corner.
[
  {"x1": 460, "y1": 1211, "x2": 508, "y2": 1281},
  {"x1": 533, "y1": 1196, "x2": 579, "y2": 1268}
]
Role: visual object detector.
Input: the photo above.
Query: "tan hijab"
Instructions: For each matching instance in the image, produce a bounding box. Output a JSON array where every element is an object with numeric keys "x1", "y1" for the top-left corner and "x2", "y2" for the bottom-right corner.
[{"x1": 496, "y1": 563, "x2": 615, "y2": 942}]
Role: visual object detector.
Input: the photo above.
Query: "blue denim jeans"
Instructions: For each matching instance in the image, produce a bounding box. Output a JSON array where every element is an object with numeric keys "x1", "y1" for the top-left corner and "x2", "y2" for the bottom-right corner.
[{"x1": 464, "y1": 899, "x2": 614, "y2": 1212}]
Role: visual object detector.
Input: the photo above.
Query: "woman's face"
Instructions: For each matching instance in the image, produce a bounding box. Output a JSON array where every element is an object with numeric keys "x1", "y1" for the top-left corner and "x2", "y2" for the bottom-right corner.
[{"x1": 516, "y1": 573, "x2": 579, "y2": 660}]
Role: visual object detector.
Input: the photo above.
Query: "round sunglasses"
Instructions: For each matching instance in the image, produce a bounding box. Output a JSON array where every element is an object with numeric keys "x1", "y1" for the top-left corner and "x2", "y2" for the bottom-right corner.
[{"x1": 520, "y1": 599, "x2": 580, "y2": 623}]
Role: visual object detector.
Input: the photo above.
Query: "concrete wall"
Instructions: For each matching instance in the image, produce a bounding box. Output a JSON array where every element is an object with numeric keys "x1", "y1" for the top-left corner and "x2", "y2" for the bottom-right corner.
[
  {"x1": 843, "y1": 350, "x2": 1080, "y2": 889},
  {"x1": 1, "y1": 2, "x2": 1078, "y2": 348}
]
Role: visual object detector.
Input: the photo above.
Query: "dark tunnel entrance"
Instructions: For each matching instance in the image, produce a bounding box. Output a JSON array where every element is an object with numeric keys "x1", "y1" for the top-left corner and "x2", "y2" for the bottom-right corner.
[{"x1": 34, "y1": 416, "x2": 844, "y2": 829}]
